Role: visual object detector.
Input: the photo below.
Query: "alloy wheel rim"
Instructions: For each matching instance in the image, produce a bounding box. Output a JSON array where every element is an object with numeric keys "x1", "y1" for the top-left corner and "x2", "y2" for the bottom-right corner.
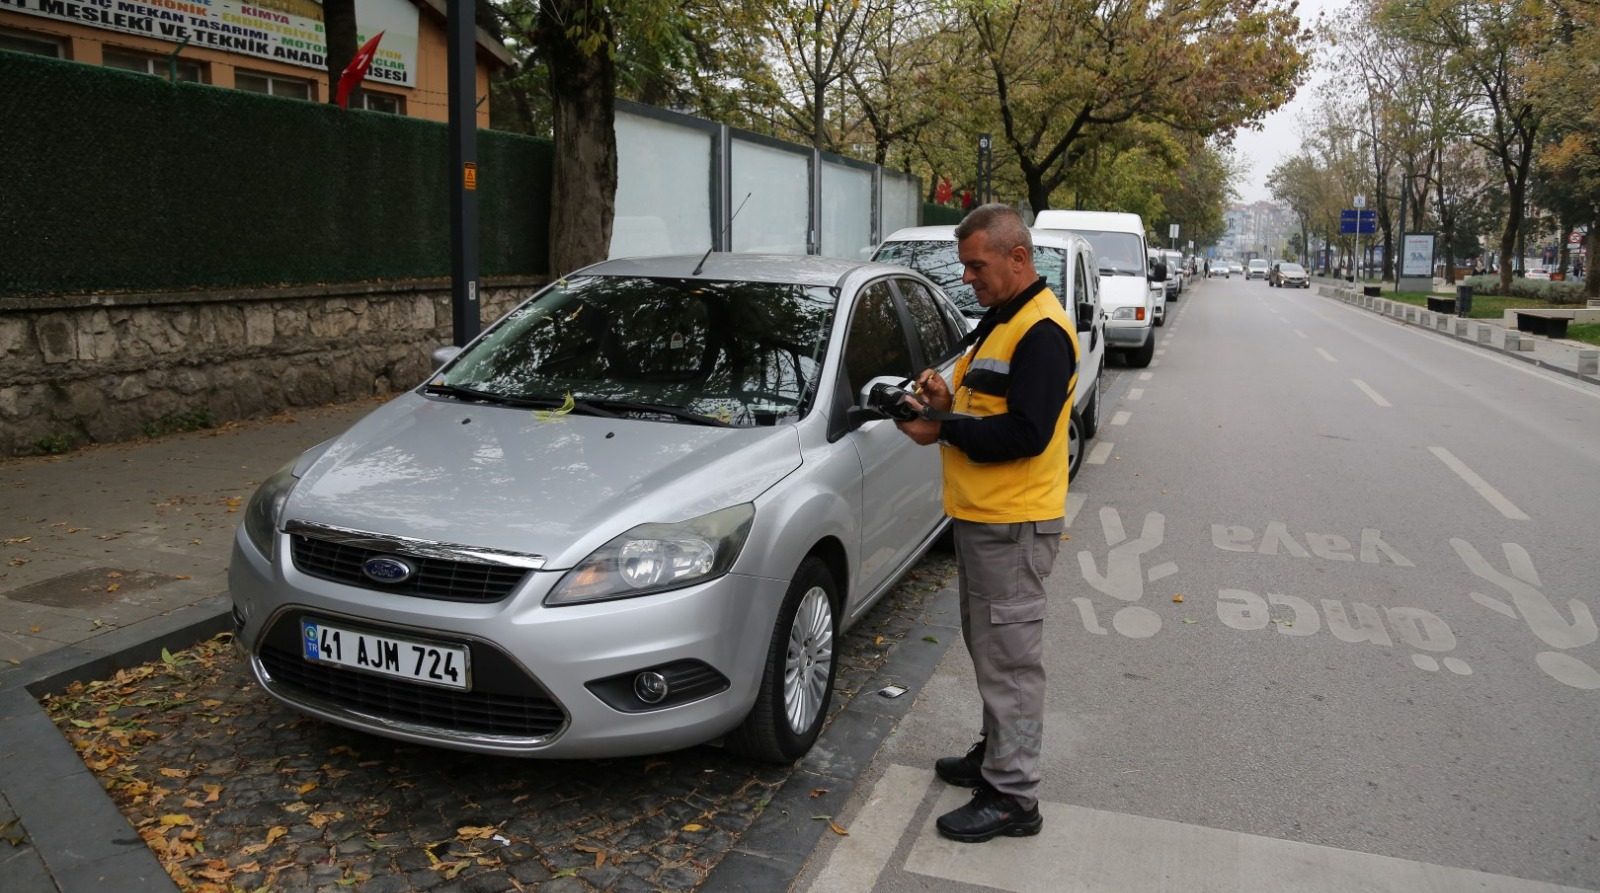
[{"x1": 783, "y1": 585, "x2": 834, "y2": 734}]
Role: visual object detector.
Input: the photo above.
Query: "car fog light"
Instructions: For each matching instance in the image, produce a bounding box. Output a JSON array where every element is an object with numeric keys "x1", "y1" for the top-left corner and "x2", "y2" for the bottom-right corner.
[{"x1": 634, "y1": 671, "x2": 669, "y2": 704}]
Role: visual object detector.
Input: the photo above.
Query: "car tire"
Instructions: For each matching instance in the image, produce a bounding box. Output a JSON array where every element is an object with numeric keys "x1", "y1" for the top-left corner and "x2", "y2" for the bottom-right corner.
[
  {"x1": 726, "y1": 557, "x2": 838, "y2": 763},
  {"x1": 1127, "y1": 335, "x2": 1155, "y2": 368},
  {"x1": 1154, "y1": 312, "x2": 1164, "y2": 327},
  {"x1": 1067, "y1": 411, "x2": 1085, "y2": 481},
  {"x1": 1080, "y1": 365, "x2": 1101, "y2": 439}
]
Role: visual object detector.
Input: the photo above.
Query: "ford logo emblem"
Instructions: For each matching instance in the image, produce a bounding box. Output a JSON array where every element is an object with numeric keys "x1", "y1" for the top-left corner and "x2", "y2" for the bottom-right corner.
[{"x1": 362, "y1": 556, "x2": 415, "y2": 584}]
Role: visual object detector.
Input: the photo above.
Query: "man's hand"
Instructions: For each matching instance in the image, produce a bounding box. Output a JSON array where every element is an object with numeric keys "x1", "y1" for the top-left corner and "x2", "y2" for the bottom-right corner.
[
  {"x1": 912, "y1": 369, "x2": 952, "y2": 412},
  {"x1": 895, "y1": 414, "x2": 941, "y2": 444}
]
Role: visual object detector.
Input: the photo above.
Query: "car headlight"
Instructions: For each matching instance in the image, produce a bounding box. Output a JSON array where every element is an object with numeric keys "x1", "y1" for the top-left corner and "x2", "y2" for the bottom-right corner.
[
  {"x1": 243, "y1": 461, "x2": 297, "y2": 559},
  {"x1": 546, "y1": 504, "x2": 755, "y2": 606},
  {"x1": 1110, "y1": 307, "x2": 1147, "y2": 321}
]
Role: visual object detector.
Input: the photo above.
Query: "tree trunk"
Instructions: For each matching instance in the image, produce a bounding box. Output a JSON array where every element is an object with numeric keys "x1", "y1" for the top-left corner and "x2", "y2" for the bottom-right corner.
[
  {"x1": 1498, "y1": 180, "x2": 1522, "y2": 294},
  {"x1": 1588, "y1": 225, "x2": 1600, "y2": 299},
  {"x1": 540, "y1": 2, "x2": 617, "y2": 276},
  {"x1": 322, "y1": 0, "x2": 360, "y2": 106}
]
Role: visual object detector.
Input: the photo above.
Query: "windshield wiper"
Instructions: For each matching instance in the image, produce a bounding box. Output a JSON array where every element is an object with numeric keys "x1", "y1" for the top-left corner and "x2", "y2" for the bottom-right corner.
[
  {"x1": 423, "y1": 382, "x2": 624, "y2": 417},
  {"x1": 578, "y1": 398, "x2": 734, "y2": 427}
]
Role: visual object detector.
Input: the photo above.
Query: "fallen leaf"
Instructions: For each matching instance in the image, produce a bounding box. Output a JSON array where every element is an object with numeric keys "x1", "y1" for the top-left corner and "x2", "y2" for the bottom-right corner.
[
  {"x1": 1059, "y1": 533, "x2": 1071, "y2": 540},
  {"x1": 1181, "y1": 619, "x2": 1197, "y2": 625},
  {"x1": 922, "y1": 635, "x2": 939, "y2": 643},
  {"x1": 297, "y1": 781, "x2": 317, "y2": 796},
  {"x1": 3, "y1": 536, "x2": 31, "y2": 545},
  {"x1": 8, "y1": 558, "x2": 27, "y2": 567},
  {"x1": 828, "y1": 820, "x2": 849, "y2": 836},
  {"x1": 225, "y1": 497, "x2": 243, "y2": 512},
  {"x1": 809, "y1": 788, "x2": 829, "y2": 799},
  {"x1": 1171, "y1": 594, "x2": 1185, "y2": 603},
  {"x1": 29, "y1": 625, "x2": 41, "y2": 634},
  {"x1": 594, "y1": 851, "x2": 605, "y2": 868},
  {"x1": 175, "y1": 574, "x2": 192, "y2": 580},
  {"x1": 159, "y1": 814, "x2": 192, "y2": 827},
  {"x1": 873, "y1": 635, "x2": 885, "y2": 647},
  {"x1": 159, "y1": 768, "x2": 189, "y2": 779},
  {"x1": 457, "y1": 825, "x2": 498, "y2": 840},
  {"x1": 680, "y1": 823, "x2": 704, "y2": 832},
  {"x1": 107, "y1": 571, "x2": 123, "y2": 578},
  {"x1": 265, "y1": 826, "x2": 287, "y2": 845}
]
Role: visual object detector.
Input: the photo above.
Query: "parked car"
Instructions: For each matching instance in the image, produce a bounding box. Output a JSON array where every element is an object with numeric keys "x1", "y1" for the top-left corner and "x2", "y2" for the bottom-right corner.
[
  {"x1": 1207, "y1": 262, "x2": 1229, "y2": 279},
  {"x1": 1270, "y1": 262, "x2": 1310, "y2": 288},
  {"x1": 1162, "y1": 249, "x2": 1185, "y2": 301},
  {"x1": 1033, "y1": 209, "x2": 1162, "y2": 366},
  {"x1": 872, "y1": 225, "x2": 1107, "y2": 480},
  {"x1": 230, "y1": 254, "x2": 971, "y2": 762},
  {"x1": 1247, "y1": 259, "x2": 1270, "y2": 280}
]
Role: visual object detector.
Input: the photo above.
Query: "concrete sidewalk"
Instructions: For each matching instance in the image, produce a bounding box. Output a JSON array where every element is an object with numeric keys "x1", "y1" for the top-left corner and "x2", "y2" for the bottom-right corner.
[{"x1": 1311, "y1": 278, "x2": 1600, "y2": 384}]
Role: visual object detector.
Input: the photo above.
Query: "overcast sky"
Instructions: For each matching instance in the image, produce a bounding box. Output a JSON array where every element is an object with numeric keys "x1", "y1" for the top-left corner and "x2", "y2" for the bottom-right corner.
[{"x1": 1229, "y1": 0, "x2": 1344, "y2": 204}]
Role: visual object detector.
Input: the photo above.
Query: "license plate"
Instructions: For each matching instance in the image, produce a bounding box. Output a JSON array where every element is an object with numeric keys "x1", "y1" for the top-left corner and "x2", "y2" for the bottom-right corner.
[{"x1": 300, "y1": 618, "x2": 470, "y2": 691}]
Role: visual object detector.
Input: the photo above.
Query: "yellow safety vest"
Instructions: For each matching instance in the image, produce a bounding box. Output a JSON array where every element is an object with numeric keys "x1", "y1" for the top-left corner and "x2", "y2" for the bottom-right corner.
[{"x1": 941, "y1": 288, "x2": 1078, "y2": 523}]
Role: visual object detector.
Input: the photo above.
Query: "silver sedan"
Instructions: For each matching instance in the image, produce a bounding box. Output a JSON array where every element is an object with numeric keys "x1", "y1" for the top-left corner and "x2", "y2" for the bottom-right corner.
[{"x1": 229, "y1": 255, "x2": 965, "y2": 762}]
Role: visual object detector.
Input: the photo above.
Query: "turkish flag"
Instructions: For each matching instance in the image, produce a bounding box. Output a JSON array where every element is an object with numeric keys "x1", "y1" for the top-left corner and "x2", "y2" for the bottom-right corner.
[
  {"x1": 935, "y1": 178, "x2": 952, "y2": 204},
  {"x1": 335, "y1": 31, "x2": 385, "y2": 109}
]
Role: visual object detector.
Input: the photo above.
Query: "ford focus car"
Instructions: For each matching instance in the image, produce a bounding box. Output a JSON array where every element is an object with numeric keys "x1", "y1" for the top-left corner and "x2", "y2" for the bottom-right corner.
[{"x1": 230, "y1": 255, "x2": 968, "y2": 762}]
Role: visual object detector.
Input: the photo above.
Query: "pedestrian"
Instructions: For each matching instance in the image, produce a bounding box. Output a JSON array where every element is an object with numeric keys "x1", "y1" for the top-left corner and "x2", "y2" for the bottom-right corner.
[{"x1": 894, "y1": 203, "x2": 1076, "y2": 844}]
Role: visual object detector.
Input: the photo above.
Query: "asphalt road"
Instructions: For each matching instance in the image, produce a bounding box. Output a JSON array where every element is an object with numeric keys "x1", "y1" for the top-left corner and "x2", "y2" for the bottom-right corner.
[{"x1": 798, "y1": 274, "x2": 1600, "y2": 892}]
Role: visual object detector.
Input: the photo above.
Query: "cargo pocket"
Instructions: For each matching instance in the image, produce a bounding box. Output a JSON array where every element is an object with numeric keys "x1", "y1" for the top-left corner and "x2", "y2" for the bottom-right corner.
[{"x1": 1029, "y1": 518, "x2": 1063, "y2": 578}]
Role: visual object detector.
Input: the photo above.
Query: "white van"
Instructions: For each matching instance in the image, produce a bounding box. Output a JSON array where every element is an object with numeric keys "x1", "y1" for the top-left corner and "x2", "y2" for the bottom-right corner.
[
  {"x1": 872, "y1": 225, "x2": 1107, "y2": 480},
  {"x1": 1032, "y1": 210, "x2": 1163, "y2": 367}
]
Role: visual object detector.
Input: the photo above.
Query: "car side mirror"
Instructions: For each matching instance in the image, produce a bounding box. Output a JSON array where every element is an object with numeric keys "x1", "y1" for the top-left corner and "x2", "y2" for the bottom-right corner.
[
  {"x1": 432, "y1": 345, "x2": 463, "y2": 367},
  {"x1": 1076, "y1": 301, "x2": 1096, "y2": 332},
  {"x1": 1149, "y1": 261, "x2": 1168, "y2": 283},
  {"x1": 847, "y1": 375, "x2": 914, "y2": 432}
]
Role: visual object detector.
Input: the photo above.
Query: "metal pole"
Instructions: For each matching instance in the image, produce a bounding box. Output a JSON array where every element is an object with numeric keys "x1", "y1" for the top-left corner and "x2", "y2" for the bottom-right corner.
[
  {"x1": 447, "y1": 0, "x2": 480, "y2": 346},
  {"x1": 1396, "y1": 176, "x2": 1408, "y2": 290}
]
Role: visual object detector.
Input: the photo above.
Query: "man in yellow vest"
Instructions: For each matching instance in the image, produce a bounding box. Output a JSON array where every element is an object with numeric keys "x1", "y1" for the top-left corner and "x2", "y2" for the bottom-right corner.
[{"x1": 897, "y1": 203, "x2": 1078, "y2": 843}]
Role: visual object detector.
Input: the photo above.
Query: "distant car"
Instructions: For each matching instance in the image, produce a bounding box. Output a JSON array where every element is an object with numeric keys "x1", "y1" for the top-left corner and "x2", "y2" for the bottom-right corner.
[
  {"x1": 1270, "y1": 262, "x2": 1309, "y2": 288},
  {"x1": 1230, "y1": 262, "x2": 1245, "y2": 276},
  {"x1": 231, "y1": 254, "x2": 969, "y2": 763},
  {"x1": 1525, "y1": 268, "x2": 1551, "y2": 281},
  {"x1": 873, "y1": 225, "x2": 1107, "y2": 481},
  {"x1": 1162, "y1": 249, "x2": 1185, "y2": 301},
  {"x1": 1246, "y1": 259, "x2": 1270, "y2": 280},
  {"x1": 1206, "y1": 263, "x2": 1229, "y2": 279},
  {"x1": 1033, "y1": 209, "x2": 1162, "y2": 364}
]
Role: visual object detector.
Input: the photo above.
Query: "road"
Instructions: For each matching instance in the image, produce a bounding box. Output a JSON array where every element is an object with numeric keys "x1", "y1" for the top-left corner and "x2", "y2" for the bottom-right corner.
[{"x1": 796, "y1": 274, "x2": 1600, "y2": 892}]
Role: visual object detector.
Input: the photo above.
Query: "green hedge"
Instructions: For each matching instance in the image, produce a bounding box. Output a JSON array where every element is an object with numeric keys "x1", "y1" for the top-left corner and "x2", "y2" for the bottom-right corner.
[
  {"x1": 1459, "y1": 275, "x2": 1587, "y2": 304},
  {"x1": 922, "y1": 203, "x2": 965, "y2": 226},
  {"x1": 0, "y1": 51, "x2": 551, "y2": 295}
]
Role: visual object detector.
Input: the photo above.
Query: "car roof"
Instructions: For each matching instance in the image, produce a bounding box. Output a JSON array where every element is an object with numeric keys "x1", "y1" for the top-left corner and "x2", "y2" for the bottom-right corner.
[
  {"x1": 580, "y1": 253, "x2": 900, "y2": 288},
  {"x1": 878, "y1": 225, "x2": 1079, "y2": 251},
  {"x1": 1033, "y1": 209, "x2": 1145, "y2": 234}
]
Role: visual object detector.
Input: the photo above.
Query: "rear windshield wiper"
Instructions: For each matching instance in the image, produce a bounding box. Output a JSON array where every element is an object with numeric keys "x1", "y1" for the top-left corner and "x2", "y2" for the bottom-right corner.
[{"x1": 579, "y1": 398, "x2": 734, "y2": 427}]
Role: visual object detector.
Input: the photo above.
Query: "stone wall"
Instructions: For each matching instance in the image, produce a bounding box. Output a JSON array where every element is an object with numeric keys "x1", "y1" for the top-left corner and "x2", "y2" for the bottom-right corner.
[{"x1": 0, "y1": 279, "x2": 544, "y2": 456}]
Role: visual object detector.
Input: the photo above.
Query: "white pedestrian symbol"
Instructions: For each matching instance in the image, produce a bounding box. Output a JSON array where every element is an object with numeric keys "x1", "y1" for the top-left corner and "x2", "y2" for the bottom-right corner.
[
  {"x1": 1074, "y1": 508, "x2": 1176, "y2": 639},
  {"x1": 1451, "y1": 538, "x2": 1600, "y2": 691}
]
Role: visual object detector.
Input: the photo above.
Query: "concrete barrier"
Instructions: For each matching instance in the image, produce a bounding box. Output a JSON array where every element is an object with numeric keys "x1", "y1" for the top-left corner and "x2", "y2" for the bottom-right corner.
[
  {"x1": 1476, "y1": 324, "x2": 1493, "y2": 344},
  {"x1": 1454, "y1": 318, "x2": 1469, "y2": 337},
  {"x1": 1503, "y1": 331, "x2": 1533, "y2": 351},
  {"x1": 1579, "y1": 350, "x2": 1599, "y2": 376},
  {"x1": 1420, "y1": 310, "x2": 1432, "y2": 327},
  {"x1": 1436, "y1": 313, "x2": 1450, "y2": 332},
  {"x1": 1404, "y1": 307, "x2": 1418, "y2": 323}
]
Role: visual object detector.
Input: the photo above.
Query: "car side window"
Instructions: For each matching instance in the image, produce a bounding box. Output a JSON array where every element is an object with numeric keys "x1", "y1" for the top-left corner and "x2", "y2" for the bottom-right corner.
[
  {"x1": 895, "y1": 279, "x2": 961, "y2": 365},
  {"x1": 1074, "y1": 252, "x2": 1095, "y2": 331},
  {"x1": 843, "y1": 281, "x2": 916, "y2": 398}
]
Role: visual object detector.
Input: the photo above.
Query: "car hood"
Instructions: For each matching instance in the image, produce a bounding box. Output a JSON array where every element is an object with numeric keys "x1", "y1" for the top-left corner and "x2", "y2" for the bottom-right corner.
[
  {"x1": 283, "y1": 393, "x2": 802, "y2": 568},
  {"x1": 1098, "y1": 274, "x2": 1151, "y2": 310}
]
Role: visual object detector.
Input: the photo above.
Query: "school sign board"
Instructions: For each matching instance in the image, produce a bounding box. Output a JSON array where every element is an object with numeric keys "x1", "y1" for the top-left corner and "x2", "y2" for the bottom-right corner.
[{"x1": 4, "y1": 0, "x2": 420, "y2": 87}]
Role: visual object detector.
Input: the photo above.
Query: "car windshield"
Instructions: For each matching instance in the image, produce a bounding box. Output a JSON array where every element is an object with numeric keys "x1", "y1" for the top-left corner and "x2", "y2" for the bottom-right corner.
[
  {"x1": 1281, "y1": 264, "x2": 1306, "y2": 275},
  {"x1": 435, "y1": 276, "x2": 837, "y2": 427},
  {"x1": 873, "y1": 239, "x2": 1068, "y2": 316},
  {"x1": 1250, "y1": 260, "x2": 1269, "y2": 269},
  {"x1": 1037, "y1": 229, "x2": 1144, "y2": 276}
]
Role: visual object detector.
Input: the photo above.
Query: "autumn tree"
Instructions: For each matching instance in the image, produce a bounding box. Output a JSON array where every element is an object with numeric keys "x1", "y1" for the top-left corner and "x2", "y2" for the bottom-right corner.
[
  {"x1": 1383, "y1": 0, "x2": 1546, "y2": 292},
  {"x1": 1525, "y1": 0, "x2": 1600, "y2": 296},
  {"x1": 954, "y1": 0, "x2": 1309, "y2": 213}
]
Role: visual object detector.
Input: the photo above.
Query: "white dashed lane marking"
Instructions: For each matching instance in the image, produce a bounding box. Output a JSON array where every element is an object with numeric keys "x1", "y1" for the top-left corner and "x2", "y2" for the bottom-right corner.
[
  {"x1": 1138, "y1": 372, "x2": 1154, "y2": 381},
  {"x1": 1128, "y1": 388, "x2": 1145, "y2": 401},
  {"x1": 1352, "y1": 379, "x2": 1391, "y2": 407},
  {"x1": 1429, "y1": 446, "x2": 1531, "y2": 521},
  {"x1": 1110, "y1": 411, "x2": 1131, "y2": 427},
  {"x1": 1317, "y1": 347, "x2": 1337, "y2": 363},
  {"x1": 1086, "y1": 441, "x2": 1115, "y2": 465}
]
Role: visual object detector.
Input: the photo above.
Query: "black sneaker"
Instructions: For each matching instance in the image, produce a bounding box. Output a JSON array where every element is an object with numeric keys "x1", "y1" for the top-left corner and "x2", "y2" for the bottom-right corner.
[
  {"x1": 934, "y1": 737, "x2": 986, "y2": 787},
  {"x1": 935, "y1": 783, "x2": 1043, "y2": 843}
]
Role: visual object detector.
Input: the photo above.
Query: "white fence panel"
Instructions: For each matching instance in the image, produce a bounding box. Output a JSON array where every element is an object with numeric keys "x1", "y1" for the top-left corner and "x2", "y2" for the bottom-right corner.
[
  {"x1": 610, "y1": 112, "x2": 713, "y2": 259},
  {"x1": 882, "y1": 173, "x2": 920, "y2": 238},
  {"x1": 731, "y1": 139, "x2": 809, "y2": 255},
  {"x1": 820, "y1": 161, "x2": 873, "y2": 259}
]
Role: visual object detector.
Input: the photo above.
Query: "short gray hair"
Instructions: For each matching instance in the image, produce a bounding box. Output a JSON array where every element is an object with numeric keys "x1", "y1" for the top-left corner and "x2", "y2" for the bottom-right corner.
[{"x1": 954, "y1": 203, "x2": 1033, "y2": 255}]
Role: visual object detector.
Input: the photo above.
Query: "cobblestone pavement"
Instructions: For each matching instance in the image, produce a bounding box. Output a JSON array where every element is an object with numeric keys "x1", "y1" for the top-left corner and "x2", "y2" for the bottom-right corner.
[{"x1": 40, "y1": 553, "x2": 956, "y2": 893}]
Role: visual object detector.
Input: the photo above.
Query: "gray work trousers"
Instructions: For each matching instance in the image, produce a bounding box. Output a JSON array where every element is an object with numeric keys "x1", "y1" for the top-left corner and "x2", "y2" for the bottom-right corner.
[{"x1": 952, "y1": 517, "x2": 1062, "y2": 810}]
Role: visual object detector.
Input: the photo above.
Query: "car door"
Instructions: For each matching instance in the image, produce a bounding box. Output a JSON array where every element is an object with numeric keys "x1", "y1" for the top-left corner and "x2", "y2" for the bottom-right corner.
[{"x1": 839, "y1": 279, "x2": 936, "y2": 607}]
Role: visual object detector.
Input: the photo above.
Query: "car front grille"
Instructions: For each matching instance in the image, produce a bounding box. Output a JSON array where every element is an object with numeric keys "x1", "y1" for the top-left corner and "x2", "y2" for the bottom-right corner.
[
  {"x1": 258, "y1": 618, "x2": 566, "y2": 740},
  {"x1": 291, "y1": 534, "x2": 527, "y2": 603}
]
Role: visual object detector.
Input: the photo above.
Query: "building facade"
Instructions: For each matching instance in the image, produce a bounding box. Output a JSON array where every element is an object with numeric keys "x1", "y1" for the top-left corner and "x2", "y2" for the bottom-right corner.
[{"x1": 0, "y1": 0, "x2": 509, "y2": 126}]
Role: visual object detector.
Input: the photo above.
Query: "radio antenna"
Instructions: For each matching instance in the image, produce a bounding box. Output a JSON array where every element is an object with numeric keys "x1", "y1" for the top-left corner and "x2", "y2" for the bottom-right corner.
[{"x1": 692, "y1": 191, "x2": 753, "y2": 276}]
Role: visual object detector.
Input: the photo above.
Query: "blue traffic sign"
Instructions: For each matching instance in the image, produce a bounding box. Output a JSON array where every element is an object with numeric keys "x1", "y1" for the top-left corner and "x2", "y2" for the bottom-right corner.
[{"x1": 1339, "y1": 209, "x2": 1377, "y2": 235}]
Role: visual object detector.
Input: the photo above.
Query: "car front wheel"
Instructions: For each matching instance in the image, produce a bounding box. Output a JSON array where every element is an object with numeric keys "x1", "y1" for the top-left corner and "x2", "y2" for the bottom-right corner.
[
  {"x1": 726, "y1": 557, "x2": 838, "y2": 763},
  {"x1": 1126, "y1": 335, "x2": 1155, "y2": 368},
  {"x1": 1067, "y1": 412, "x2": 1086, "y2": 481}
]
